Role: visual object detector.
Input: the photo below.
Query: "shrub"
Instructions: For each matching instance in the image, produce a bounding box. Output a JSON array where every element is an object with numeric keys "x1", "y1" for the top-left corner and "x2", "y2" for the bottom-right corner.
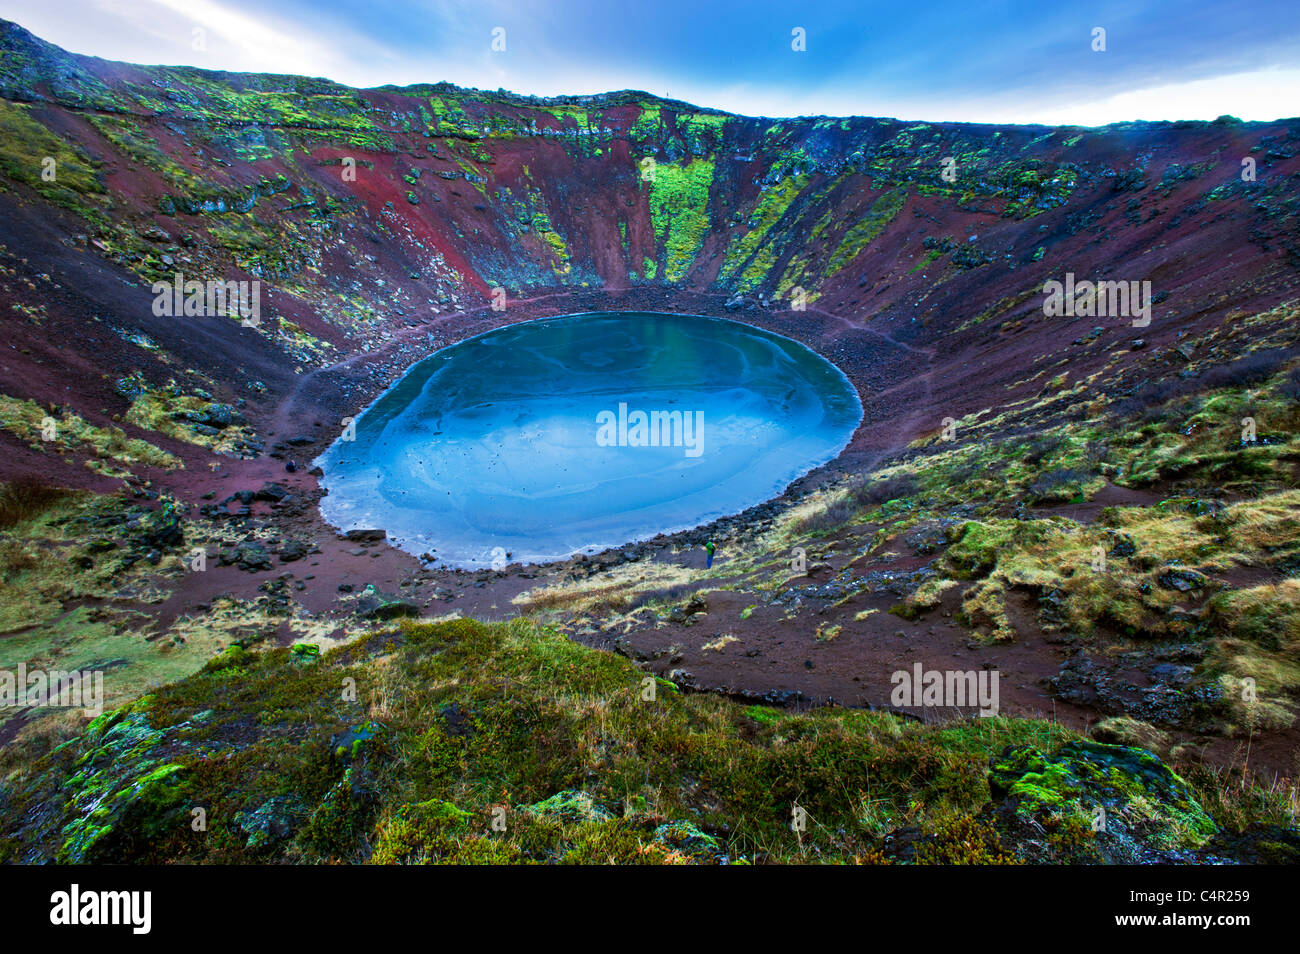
[
  {"x1": 1025, "y1": 468, "x2": 1086, "y2": 504},
  {"x1": 0, "y1": 477, "x2": 71, "y2": 529},
  {"x1": 1278, "y1": 366, "x2": 1300, "y2": 402},
  {"x1": 1197, "y1": 347, "x2": 1295, "y2": 391},
  {"x1": 792, "y1": 496, "x2": 855, "y2": 535},
  {"x1": 848, "y1": 472, "x2": 920, "y2": 509},
  {"x1": 1021, "y1": 433, "x2": 1066, "y2": 467}
]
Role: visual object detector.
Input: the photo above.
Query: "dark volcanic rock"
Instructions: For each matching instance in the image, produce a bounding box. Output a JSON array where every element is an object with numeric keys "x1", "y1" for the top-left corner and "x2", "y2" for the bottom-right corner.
[
  {"x1": 353, "y1": 585, "x2": 419, "y2": 620},
  {"x1": 904, "y1": 519, "x2": 961, "y2": 556},
  {"x1": 1158, "y1": 567, "x2": 1208, "y2": 592},
  {"x1": 343, "y1": 528, "x2": 387, "y2": 542},
  {"x1": 1050, "y1": 654, "x2": 1224, "y2": 730},
  {"x1": 254, "y1": 481, "x2": 291, "y2": 503},
  {"x1": 132, "y1": 499, "x2": 184, "y2": 551},
  {"x1": 278, "y1": 540, "x2": 308, "y2": 562},
  {"x1": 667, "y1": 594, "x2": 707, "y2": 624},
  {"x1": 989, "y1": 740, "x2": 1218, "y2": 863},
  {"x1": 220, "y1": 542, "x2": 274, "y2": 571},
  {"x1": 233, "y1": 795, "x2": 307, "y2": 850},
  {"x1": 205, "y1": 403, "x2": 244, "y2": 428}
]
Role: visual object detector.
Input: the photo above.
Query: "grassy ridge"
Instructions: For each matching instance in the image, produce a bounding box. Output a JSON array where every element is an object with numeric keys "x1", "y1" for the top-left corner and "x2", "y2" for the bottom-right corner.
[{"x1": 2, "y1": 613, "x2": 1294, "y2": 864}]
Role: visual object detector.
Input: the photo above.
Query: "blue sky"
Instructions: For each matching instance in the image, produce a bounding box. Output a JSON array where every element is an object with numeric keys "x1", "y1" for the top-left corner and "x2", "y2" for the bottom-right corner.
[{"x1": 3, "y1": 0, "x2": 1298, "y2": 123}]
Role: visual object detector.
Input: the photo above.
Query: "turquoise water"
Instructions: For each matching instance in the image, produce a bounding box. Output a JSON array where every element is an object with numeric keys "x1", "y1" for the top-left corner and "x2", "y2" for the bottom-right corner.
[{"x1": 316, "y1": 312, "x2": 862, "y2": 568}]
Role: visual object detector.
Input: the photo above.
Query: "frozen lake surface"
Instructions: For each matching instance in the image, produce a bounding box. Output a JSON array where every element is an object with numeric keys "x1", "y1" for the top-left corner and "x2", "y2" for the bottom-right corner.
[{"x1": 317, "y1": 312, "x2": 862, "y2": 568}]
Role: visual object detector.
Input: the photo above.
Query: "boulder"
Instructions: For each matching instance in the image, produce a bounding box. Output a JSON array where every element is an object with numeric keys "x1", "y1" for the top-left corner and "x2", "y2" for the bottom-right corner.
[
  {"x1": 220, "y1": 542, "x2": 273, "y2": 571},
  {"x1": 989, "y1": 740, "x2": 1216, "y2": 862},
  {"x1": 278, "y1": 540, "x2": 308, "y2": 562},
  {"x1": 522, "y1": 790, "x2": 612, "y2": 823},
  {"x1": 254, "y1": 481, "x2": 291, "y2": 503},
  {"x1": 343, "y1": 528, "x2": 386, "y2": 543},
  {"x1": 204, "y1": 403, "x2": 244, "y2": 428},
  {"x1": 1158, "y1": 567, "x2": 1208, "y2": 592},
  {"x1": 354, "y1": 585, "x2": 419, "y2": 620},
  {"x1": 234, "y1": 795, "x2": 307, "y2": 850}
]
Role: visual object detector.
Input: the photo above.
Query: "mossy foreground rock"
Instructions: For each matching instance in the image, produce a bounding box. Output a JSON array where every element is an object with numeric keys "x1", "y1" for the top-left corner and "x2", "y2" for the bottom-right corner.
[
  {"x1": 56, "y1": 709, "x2": 192, "y2": 863},
  {"x1": 0, "y1": 618, "x2": 1293, "y2": 864},
  {"x1": 233, "y1": 794, "x2": 308, "y2": 850},
  {"x1": 652, "y1": 820, "x2": 723, "y2": 862},
  {"x1": 989, "y1": 740, "x2": 1216, "y2": 862},
  {"x1": 522, "y1": 790, "x2": 613, "y2": 824}
]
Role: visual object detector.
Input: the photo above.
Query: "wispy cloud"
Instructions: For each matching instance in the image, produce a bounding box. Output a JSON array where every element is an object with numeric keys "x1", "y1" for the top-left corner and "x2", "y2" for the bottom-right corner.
[
  {"x1": 1, "y1": 0, "x2": 1297, "y2": 122},
  {"x1": 5, "y1": 0, "x2": 402, "y2": 81}
]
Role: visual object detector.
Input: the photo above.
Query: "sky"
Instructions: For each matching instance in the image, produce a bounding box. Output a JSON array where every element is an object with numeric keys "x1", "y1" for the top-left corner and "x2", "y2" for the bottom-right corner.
[{"x1": 3, "y1": 0, "x2": 1299, "y2": 124}]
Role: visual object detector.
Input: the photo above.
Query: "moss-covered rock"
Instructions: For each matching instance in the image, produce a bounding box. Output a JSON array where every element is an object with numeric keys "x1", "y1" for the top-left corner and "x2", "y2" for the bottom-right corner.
[
  {"x1": 56, "y1": 710, "x2": 191, "y2": 863},
  {"x1": 653, "y1": 820, "x2": 723, "y2": 862},
  {"x1": 522, "y1": 789, "x2": 613, "y2": 823},
  {"x1": 353, "y1": 585, "x2": 420, "y2": 621},
  {"x1": 233, "y1": 793, "x2": 308, "y2": 850},
  {"x1": 990, "y1": 740, "x2": 1215, "y2": 861},
  {"x1": 330, "y1": 720, "x2": 386, "y2": 766}
]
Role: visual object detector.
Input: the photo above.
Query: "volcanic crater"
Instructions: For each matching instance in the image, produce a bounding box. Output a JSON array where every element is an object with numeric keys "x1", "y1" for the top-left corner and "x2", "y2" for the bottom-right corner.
[{"x1": 1, "y1": 15, "x2": 1299, "y2": 795}]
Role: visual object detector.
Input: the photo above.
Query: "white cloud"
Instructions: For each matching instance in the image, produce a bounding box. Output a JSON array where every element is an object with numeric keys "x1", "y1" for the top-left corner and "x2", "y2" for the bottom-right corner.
[
  {"x1": 1011, "y1": 68, "x2": 1300, "y2": 126},
  {"x1": 4, "y1": 0, "x2": 401, "y2": 83},
  {"x1": 145, "y1": 0, "x2": 358, "y2": 75},
  {"x1": 2, "y1": 2, "x2": 1296, "y2": 124},
  {"x1": 652, "y1": 69, "x2": 1300, "y2": 124}
]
